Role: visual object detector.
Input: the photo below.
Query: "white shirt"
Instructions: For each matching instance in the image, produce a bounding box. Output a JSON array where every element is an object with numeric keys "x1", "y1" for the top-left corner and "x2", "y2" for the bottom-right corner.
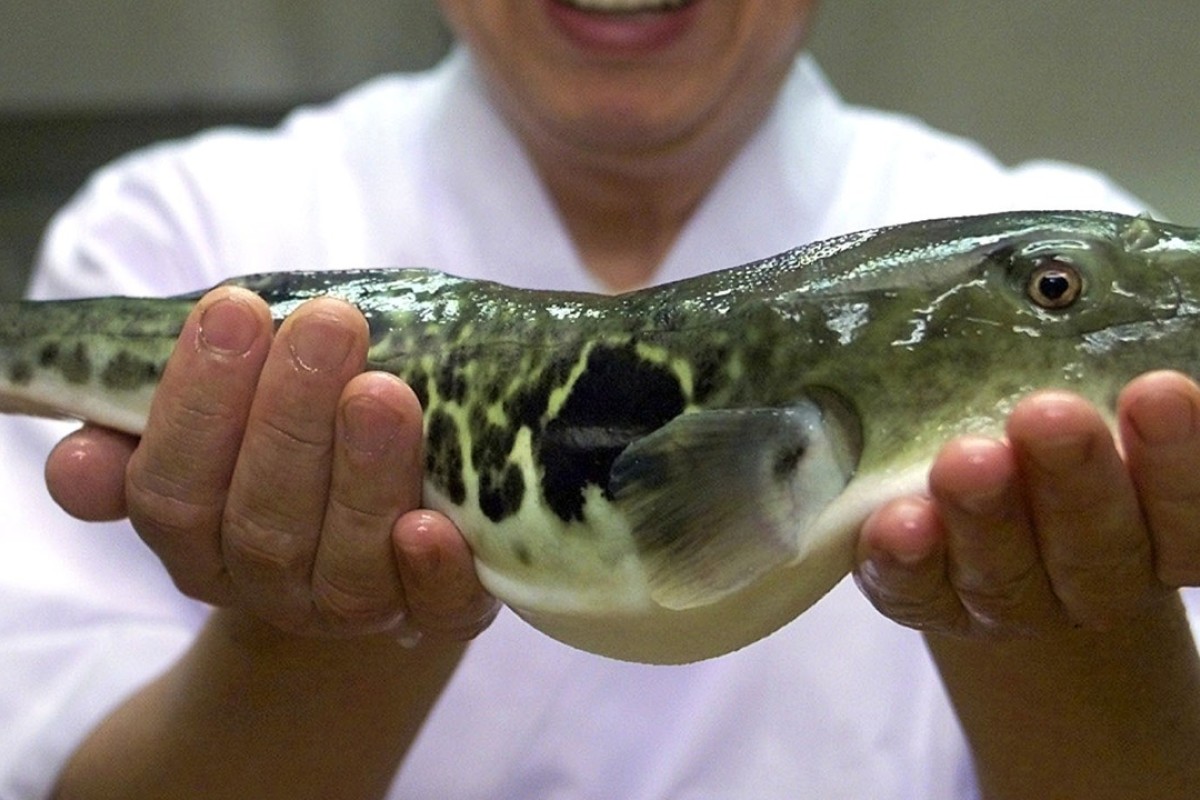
[{"x1": 1, "y1": 50, "x2": 1191, "y2": 799}]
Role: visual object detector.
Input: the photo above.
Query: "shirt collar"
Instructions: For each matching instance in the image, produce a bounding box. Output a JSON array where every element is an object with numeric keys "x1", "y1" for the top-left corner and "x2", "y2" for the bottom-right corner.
[
  {"x1": 656, "y1": 54, "x2": 854, "y2": 285},
  {"x1": 429, "y1": 49, "x2": 852, "y2": 291}
]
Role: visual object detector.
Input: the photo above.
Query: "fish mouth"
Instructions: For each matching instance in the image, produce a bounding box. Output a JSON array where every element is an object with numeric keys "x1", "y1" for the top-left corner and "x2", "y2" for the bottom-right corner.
[
  {"x1": 1168, "y1": 272, "x2": 1200, "y2": 320},
  {"x1": 553, "y1": 0, "x2": 696, "y2": 12}
]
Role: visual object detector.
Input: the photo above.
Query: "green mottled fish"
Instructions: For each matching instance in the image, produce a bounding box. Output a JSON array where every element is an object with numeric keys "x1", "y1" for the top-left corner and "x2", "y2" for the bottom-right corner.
[{"x1": 2, "y1": 211, "x2": 1199, "y2": 663}]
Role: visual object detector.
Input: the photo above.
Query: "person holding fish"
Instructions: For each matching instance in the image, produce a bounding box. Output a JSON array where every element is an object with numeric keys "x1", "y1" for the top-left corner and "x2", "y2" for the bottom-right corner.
[{"x1": 2, "y1": 2, "x2": 1198, "y2": 798}]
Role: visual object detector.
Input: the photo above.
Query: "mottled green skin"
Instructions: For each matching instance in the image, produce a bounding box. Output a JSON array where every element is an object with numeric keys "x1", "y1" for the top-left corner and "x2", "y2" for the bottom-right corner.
[
  {"x1": 246, "y1": 211, "x2": 1197, "y2": 539},
  {"x1": 0, "y1": 297, "x2": 187, "y2": 390},
  {"x1": 3, "y1": 211, "x2": 1200, "y2": 662}
]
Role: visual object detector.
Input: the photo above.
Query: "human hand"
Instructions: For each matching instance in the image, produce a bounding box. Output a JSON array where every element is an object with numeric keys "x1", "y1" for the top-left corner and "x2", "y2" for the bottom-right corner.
[
  {"x1": 854, "y1": 370, "x2": 1200, "y2": 638},
  {"x1": 45, "y1": 287, "x2": 497, "y2": 642}
]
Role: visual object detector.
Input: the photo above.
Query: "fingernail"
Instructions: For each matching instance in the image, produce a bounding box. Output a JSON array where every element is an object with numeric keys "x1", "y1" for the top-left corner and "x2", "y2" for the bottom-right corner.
[
  {"x1": 870, "y1": 500, "x2": 935, "y2": 567},
  {"x1": 342, "y1": 396, "x2": 399, "y2": 455},
  {"x1": 1025, "y1": 433, "x2": 1094, "y2": 474},
  {"x1": 889, "y1": 537, "x2": 933, "y2": 567},
  {"x1": 858, "y1": 547, "x2": 920, "y2": 595},
  {"x1": 1130, "y1": 389, "x2": 1198, "y2": 446},
  {"x1": 407, "y1": 540, "x2": 443, "y2": 576},
  {"x1": 289, "y1": 314, "x2": 356, "y2": 372},
  {"x1": 198, "y1": 297, "x2": 260, "y2": 356},
  {"x1": 947, "y1": 439, "x2": 1011, "y2": 516}
]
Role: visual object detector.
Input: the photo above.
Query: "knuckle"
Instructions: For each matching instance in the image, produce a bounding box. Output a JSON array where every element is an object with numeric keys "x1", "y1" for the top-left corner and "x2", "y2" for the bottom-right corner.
[
  {"x1": 326, "y1": 494, "x2": 395, "y2": 532},
  {"x1": 125, "y1": 470, "x2": 217, "y2": 544},
  {"x1": 1051, "y1": 563, "x2": 1157, "y2": 629},
  {"x1": 124, "y1": 433, "x2": 236, "y2": 541},
  {"x1": 1047, "y1": 540, "x2": 1153, "y2": 592},
  {"x1": 952, "y1": 559, "x2": 1043, "y2": 618},
  {"x1": 222, "y1": 509, "x2": 312, "y2": 576},
  {"x1": 312, "y1": 574, "x2": 402, "y2": 629},
  {"x1": 170, "y1": 390, "x2": 247, "y2": 435},
  {"x1": 257, "y1": 415, "x2": 334, "y2": 459}
]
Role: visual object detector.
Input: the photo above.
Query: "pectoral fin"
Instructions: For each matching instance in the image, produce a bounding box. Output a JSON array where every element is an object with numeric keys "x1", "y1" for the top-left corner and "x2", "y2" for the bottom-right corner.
[{"x1": 610, "y1": 397, "x2": 860, "y2": 611}]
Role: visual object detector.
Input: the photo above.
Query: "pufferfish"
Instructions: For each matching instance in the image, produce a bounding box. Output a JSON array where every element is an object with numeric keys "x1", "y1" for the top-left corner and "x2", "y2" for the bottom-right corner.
[{"x1": 1, "y1": 210, "x2": 1198, "y2": 663}]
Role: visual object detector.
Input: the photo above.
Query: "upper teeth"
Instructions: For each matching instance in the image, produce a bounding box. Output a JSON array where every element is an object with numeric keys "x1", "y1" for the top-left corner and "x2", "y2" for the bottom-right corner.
[{"x1": 563, "y1": 0, "x2": 691, "y2": 11}]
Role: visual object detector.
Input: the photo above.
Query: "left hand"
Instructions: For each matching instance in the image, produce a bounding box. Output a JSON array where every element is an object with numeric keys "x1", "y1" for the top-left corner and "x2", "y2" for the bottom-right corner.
[
  {"x1": 855, "y1": 369, "x2": 1200, "y2": 638},
  {"x1": 44, "y1": 290, "x2": 498, "y2": 644}
]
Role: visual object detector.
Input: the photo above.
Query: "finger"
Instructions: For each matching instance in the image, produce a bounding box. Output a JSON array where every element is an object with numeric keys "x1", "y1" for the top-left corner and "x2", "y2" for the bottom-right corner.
[
  {"x1": 1007, "y1": 391, "x2": 1158, "y2": 628},
  {"x1": 929, "y1": 436, "x2": 1061, "y2": 635},
  {"x1": 394, "y1": 510, "x2": 499, "y2": 642},
  {"x1": 855, "y1": 495, "x2": 968, "y2": 635},
  {"x1": 1118, "y1": 370, "x2": 1200, "y2": 586},
  {"x1": 46, "y1": 424, "x2": 139, "y2": 521},
  {"x1": 125, "y1": 287, "x2": 273, "y2": 604},
  {"x1": 221, "y1": 297, "x2": 368, "y2": 630},
  {"x1": 310, "y1": 373, "x2": 423, "y2": 634}
]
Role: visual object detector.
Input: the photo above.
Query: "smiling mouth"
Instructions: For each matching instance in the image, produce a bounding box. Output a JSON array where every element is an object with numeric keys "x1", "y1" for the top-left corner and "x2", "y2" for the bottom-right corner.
[{"x1": 556, "y1": 0, "x2": 695, "y2": 11}]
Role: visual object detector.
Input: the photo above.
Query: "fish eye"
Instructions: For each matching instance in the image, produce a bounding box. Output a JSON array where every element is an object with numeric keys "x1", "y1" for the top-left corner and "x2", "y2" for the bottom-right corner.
[{"x1": 1026, "y1": 257, "x2": 1083, "y2": 310}]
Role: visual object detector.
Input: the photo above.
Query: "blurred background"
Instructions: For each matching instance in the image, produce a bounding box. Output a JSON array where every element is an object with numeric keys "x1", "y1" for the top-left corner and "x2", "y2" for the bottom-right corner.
[{"x1": 2, "y1": 1, "x2": 1197, "y2": 300}]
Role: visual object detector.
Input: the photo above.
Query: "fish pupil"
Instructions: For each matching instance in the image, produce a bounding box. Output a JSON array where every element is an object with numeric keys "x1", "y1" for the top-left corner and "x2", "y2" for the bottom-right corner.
[{"x1": 1038, "y1": 273, "x2": 1071, "y2": 301}]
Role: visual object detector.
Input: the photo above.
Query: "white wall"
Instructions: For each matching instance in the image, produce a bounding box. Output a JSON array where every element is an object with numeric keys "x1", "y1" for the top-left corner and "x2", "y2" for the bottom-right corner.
[
  {"x1": 2, "y1": 1, "x2": 1197, "y2": 221},
  {"x1": 0, "y1": 0, "x2": 450, "y2": 107},
  {"x1": 808, "y1": 2, "x2": 1200, "y2": 222}
]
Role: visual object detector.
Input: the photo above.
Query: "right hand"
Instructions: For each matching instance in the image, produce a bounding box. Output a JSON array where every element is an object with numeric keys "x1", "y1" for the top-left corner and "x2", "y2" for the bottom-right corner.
[{"x1": 44, "y1": 286, "x2": 498, "y2": 643}]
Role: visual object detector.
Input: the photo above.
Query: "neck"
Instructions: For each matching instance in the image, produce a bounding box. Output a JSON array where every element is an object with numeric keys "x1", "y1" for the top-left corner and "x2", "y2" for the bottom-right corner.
[
  {"x1": 534, "y1": 149, "x2": 726, "y2": 291},
  {"x1": 517, "y1": 101, "x2": 774, "y2": 293}
]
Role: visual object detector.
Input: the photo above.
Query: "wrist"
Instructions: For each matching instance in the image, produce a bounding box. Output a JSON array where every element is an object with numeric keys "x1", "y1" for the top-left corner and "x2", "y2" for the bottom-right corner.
[{"x1": 926, "y1": 593, "x2": 1200, "y2": 799}]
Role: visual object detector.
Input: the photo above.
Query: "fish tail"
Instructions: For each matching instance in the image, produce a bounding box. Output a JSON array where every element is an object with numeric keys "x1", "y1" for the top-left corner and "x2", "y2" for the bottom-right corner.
[{"x1": 0, "y1": 296, "x2": 193, "y2": 433}]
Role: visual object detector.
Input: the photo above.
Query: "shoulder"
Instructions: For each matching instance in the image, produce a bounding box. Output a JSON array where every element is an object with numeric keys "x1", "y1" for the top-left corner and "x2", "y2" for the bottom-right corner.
[
  {"x1": 833, "y1": 102, "x2": 1145, "y2": 223},
  {"x1": 779, "y1": 57, "x2": 1143, "y2": 230},
  {"x1": 33, "y1": 60, "x2": 463, "y2": 299},
  {"x1": 165, "y1": 64, "x2": 451, "y2": 197}
]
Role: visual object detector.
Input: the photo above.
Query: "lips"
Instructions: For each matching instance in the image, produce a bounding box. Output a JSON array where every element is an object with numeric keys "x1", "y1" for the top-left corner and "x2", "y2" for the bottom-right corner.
[{"x1": 545, "y1": 0, "x2": 701, "y2": 55}]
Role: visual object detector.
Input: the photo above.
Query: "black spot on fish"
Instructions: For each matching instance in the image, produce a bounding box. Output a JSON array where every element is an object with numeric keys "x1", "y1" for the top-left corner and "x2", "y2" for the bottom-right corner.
[
  {"x1": 513, "y1": 541, "x2": 533, "y2": 567},
  {"x1": 480, "y1": 376, "x2": 505, "y2": 408},
  {"x1": 435, "y1": 355, "x2": 469, "y2": 405},
  {"x1": 425, "y1": 409, "x2": 466, "y2": 505},
  {"x1": 38, "y1": 343, "x2": 60, "y2": 367},
  {"x1": 470, "y1": 411, "x2": 519, "y2": 476},
  {"x1": 406, "y1": 366, "x2": 430, "y2": 411},
  {"x1": 503, "y1": 356, "x2": 574, "y2": 432},
  {"x1": 7, "y1": 360, "x2": 32, "y2": 385},
  {"x1": 364, "y1": 311, "x2": 392, "y2": 345},
  {"x1": 100, "y1": 351, "x2": 161, "y2": 390},
  {"x1": 505, "y1": 388, "x2": 545, "y2": 433},
  {"x1": 690, "y1": 347, "x2": 727, "y2": 404},
  {"x1": 478, "y1": 462, "x2": 526, "y2": 523},
  {"x1": 537, "y1": 344, "x2": 686, "y2": 523},
  {"x1": 59, "y1": 342, "x2": 91, "y2": 384}
]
